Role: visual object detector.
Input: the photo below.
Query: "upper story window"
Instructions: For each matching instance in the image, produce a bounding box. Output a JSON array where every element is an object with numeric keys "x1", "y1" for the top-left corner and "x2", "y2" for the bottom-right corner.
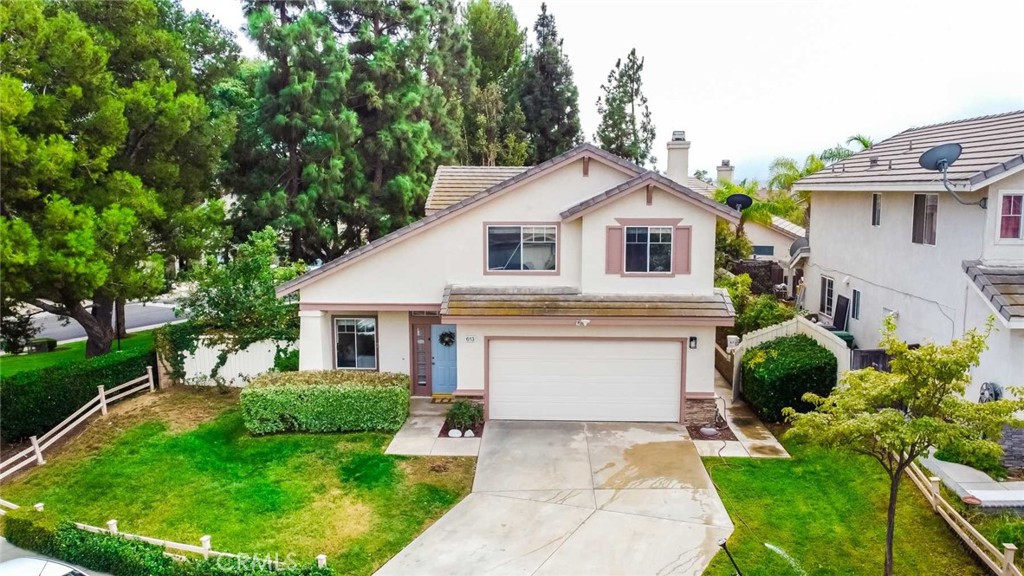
[
  {"x1": 1000, "y1": 193, "x2": 1023, "y2": 239},
  {"x1": 487, "y1": 225, "x2": 557, "y2": 272},
  {"x1": 625, "y1": 226, "x2": 672, "y2": 273},
  {"x1": 871, "y1": 193, "x2": 881, "y2": 226},
  {"x1": 912, "y1": 193, "x2": 938, "y2": 245},
  {"x1": 820, "y1": 276, "x2": 834, "y2": 317}
]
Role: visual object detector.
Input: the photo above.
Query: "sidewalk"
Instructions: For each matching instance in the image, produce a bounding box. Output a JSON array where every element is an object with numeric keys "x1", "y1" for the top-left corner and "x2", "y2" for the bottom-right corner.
[
  {"x1": 921, "y1": 455, "x2": 1024, "y2": 508},
  {"x1": 691, "y1": 372, "x2": 790, "y2": 459}
]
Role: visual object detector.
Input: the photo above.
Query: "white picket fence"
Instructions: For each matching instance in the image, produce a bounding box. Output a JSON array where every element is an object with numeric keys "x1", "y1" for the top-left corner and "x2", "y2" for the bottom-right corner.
[
  {"x1": 908, "y1": 461, "x2": 1022, "y2": 576},
  {"x1": 730, "y1": 316, "x2": 851, "y2": 389},
  {"x1": 180, "y1": 339, "x2": 290, "y2": 387},
  {"x1": 0, "y1": 368, "x2": 155, "y2": 481}
]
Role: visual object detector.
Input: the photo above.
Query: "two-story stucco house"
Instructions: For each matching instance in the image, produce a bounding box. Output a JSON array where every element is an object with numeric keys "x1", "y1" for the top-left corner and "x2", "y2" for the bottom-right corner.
[
  {"x1": 794, "y1": 110, "x2": 1024, "y2": 402},
  {"x1": 277, "y1": 139, "x2": 740, "y2": 424}
]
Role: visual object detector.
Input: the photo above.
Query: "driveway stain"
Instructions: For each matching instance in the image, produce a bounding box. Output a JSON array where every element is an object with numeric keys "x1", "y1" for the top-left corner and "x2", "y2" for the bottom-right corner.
[{"x1": 598, "y1": 441, "x2": 710, "y2": 490}]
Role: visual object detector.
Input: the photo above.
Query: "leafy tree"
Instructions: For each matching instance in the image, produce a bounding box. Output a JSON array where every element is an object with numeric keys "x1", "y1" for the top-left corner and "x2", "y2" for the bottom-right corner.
[
  {"x1": 237, "y1": 1, "x2": 357, "y2": 262},
  {"x1": 517, "y1": 3, "x2": 582, "y2": 163},
  {"x1": 177, "y1": 228, "x2": 303, "y2": 383},
  {"x1": 0, "y1": 298, "x2": 40, "y2": 355},
  {"x1": 714, "y1": 220, "x2": 752, "y2": 270},
  {"x1": 786, "y1": 317, "x2": 1024, "y2": 576},
  {"x1": 713, "y1": 180, "x2": 795, "y2": 239},
  {"x1": 1, "y1": 0, "x2": 231, "y2": 357},
  {"x1": 716, "y1": 273, "x2": 795, "y2": 335},
  {"x1": 424, "y1": 0, "x2": 478, "y2": 165},
  {"x1": 594, "y1": 48, "x2": 656, "y2": 167},
  {"x1": 467, "y1": 82, "x2": 530, "y2": 166},
  {"x1": 465, "y1": 0, "x2": 525, "y2": 86}
]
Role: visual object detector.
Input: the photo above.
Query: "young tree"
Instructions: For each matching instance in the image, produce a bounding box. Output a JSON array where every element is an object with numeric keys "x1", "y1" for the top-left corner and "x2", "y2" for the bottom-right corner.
[
  {"x1": 786, "y1": 317, "x2": 1024, "y2": 576},
  {"x1": 594, "y1": 48, "x2": 656, "y2": 167},
  {"x1": 178, "y1": 227, "x2": 303, "y2": 381},
  {"x1": 516, "y1": 3, "x2": 582, "y2": 163}
]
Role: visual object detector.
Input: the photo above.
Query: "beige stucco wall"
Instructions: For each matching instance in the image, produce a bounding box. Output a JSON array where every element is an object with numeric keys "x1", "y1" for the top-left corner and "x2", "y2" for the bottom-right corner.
[
  {"x1": 983, "y1": 169, "x2": 1024, "y2": 264},
  {"x1": 579, "y1": 187, "x2": 718, "y2": 294},
  {"x1": 963, "y1": 281, "x2": 1024, "y2": 401},
  {"x1": 744, "y1": 222, "x2": 797, "y2": 265},
  {"x1": 298, "y1": 310, "x2": 410, "y2": 372},
  {"x1": 452, "y1": 322, "x2": 717, "y2": 395}
]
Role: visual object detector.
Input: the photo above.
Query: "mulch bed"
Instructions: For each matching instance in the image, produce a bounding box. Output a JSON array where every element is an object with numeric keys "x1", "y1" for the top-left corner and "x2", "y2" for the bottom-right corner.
[
  {"x1": 438, "y1": 419, "x2": 484, "y2": 439},
  {"x1": 687, "y1": 423, "x2": 739, "y2": 442}
]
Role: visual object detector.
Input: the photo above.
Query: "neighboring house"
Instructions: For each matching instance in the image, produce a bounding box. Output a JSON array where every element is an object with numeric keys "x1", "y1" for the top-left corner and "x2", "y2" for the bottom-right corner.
[
  {"x1": 794, "y1": 110, "x2": 1024, "y2": 402},
  {"x1": 667, "y1": 141, "x2": 807, "y2": 292},
  {"x1": 277, "y1": 139, "x2": 740, "y2": 424}
]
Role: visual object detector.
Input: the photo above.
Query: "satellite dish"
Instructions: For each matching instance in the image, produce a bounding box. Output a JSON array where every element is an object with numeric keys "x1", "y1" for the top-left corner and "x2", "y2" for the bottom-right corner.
[
  {"x1": 918, "y1": 143, "x2": 962, "y2": 171},
  {"x1": 917, "y1": 142, "x2": 985, "y2": 209},
  {"x1": 789, "y1": 237, "x2": 809, "y2": 257},
  {"x1": 726, "y1": 193, "x2": 753, "y2": 211}
]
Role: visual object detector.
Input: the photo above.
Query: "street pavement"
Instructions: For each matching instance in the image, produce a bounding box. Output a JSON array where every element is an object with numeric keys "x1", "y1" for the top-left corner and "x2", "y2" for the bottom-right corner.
[
  {"x1": 0, "y1": 537, "x2": 113, "y2": 576},
  {"x1": 34, "y1": 303, "x2": 180, "y2": 342}
]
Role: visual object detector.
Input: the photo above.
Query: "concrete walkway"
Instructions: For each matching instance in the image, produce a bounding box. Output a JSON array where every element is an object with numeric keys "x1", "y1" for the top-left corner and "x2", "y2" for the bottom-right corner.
[
  {"x1": 385, "y1": 398, "x2": 481, "y2": 457},
  {"x1": 376, "y1": 420, "x2": 732, "y2": 576},
  {"x1": 922, "y1": 455, "x2": 1024, "y2": 508},
  {"x1": 690, "y1": 373, "x2": 789, "y2": 459}
]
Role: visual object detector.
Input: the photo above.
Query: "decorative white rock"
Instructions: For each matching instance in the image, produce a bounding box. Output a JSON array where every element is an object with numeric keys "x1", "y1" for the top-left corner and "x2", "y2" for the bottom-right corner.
[
  {"x1": 448, "y1": 428, "x2": 463, "y2": 438},
  {"x1": 463, "y1": 429, "x2": 475, "y2": 438}
]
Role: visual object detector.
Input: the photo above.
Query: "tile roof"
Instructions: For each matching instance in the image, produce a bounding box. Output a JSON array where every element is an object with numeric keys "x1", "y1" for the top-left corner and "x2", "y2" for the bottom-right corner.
[
  {"x1": 770, "y1": 216, "x2": 806, "y2": 239},
  {"x1": 794, "y1": 110, "x2": 1024, "y2": 191},
  {"x1": 559, "y1": 172, "x2": 740, "y2": 223},
  {"x1": 440, "y1": 285, "x2": 735, "y2": 320},
  {"x1": 963, "y1": 260, "x2": 1024, "y2": 322},
  {"x1": 277, "y1": 143, "x2": 645, "y2": 296},
  {"x1": 425, "y1": 166, "x2": 528, "y2": 214}
]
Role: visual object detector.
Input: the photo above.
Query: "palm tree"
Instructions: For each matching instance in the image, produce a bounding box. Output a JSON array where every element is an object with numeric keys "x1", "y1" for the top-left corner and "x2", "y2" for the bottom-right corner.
[
  {"x1": 769, "y1": 154, "x2": 825, "y2": 226},
  {"x1": 713, "y1": 179, "x2": 795, "y2": 239},
  {"x1": 820, "y1": 134, "x2": 875, "y2": 164},
  {"x1": 846, "y1": 133, "x2": 874, "y2": 151}
]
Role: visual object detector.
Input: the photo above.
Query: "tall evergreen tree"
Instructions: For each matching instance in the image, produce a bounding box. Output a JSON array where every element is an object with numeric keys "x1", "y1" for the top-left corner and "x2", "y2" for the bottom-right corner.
[
  {"x1": 465, "y1": 0, "x2": 525, "y2": 86},
  {"x1": 594, "y1": 48, "x2": 656, "y2": 167},
  {"x1": 467, "y1": 82, "x2": 529, "y2": 166},
  {"x1": 424, "y1": 0, "x2": 477, "y2": 165},
  {"x1": 517, "y1": 3, "x2": 581, "y2": 163},
  {"x1": 238, "y1": 0, "x2": 358, "y2": 262}
]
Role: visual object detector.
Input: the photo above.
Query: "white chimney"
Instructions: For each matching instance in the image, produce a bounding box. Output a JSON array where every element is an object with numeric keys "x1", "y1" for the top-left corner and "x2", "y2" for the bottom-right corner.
[
  {"x1": 665, "y1": 130, "x2": 690, "y2": 184},
  {"x1": 717, "y1": 160, "x2": 734, "y2": 184}
]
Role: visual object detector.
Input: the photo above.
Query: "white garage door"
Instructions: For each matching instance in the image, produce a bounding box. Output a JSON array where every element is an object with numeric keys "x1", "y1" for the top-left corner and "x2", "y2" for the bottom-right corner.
[{"x1": 488, "y1": 339, "x2": 682, "y2": 422}]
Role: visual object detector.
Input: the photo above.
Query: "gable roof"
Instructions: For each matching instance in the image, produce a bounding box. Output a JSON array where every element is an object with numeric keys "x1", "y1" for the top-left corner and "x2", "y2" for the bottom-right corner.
[
  {"x1": 276, "y1": 143, "x2": 645, "y2": 296},
  {"x1": 426, "y1": 166, "x2": 529, "y2": 214},
  {"x1": 560, "y1": 171, "x2": 741, "y2": 223},
  {"x1": 794, "y1": 110, "x2": 1024, "y2": 192},
  {"x1": 769, "y1": 215, "x2": 805, "y2": 239}
]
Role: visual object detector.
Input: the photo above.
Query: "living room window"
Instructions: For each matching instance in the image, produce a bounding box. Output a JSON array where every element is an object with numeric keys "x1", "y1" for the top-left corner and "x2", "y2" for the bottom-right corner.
[
  {"x1": 486, "y1": 225, "x2": 557, "y2": 272},
  {"x1": 1000, "y1": 193, "x2": 1023, "y2": 239},
  {"x1": 912, "y1": 193, "x2": 938, "y2": 245},
  {"x1": 335, "y1": 318, "x2": 377, "y2": 370},
  {"x1": 820, "y1": 276, "x2": 834, "y2": 317},
  {"x1": 625, "y1": 226, "x2": 673, "y2": 273}
]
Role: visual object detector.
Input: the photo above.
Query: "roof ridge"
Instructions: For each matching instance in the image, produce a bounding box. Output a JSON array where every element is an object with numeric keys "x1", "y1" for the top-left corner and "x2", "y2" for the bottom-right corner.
[{"x1": 897, "y1": 109, "x2": 1024, "y2": 135}]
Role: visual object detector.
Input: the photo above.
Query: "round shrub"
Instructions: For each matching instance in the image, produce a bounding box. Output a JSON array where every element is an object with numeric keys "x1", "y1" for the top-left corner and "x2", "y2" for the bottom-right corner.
[
  {"x1": 447, "y1": 399, "x2": 483, "y2": 430},
  {"x1": 741, "y1": 334, "x2": 837, "y2": 422}
]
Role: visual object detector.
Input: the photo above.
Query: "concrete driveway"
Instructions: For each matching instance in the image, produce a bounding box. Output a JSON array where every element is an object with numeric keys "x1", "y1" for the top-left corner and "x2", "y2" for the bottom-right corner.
[{"x1": 376, "y1": 421, "x2": 732, "y2": 576}]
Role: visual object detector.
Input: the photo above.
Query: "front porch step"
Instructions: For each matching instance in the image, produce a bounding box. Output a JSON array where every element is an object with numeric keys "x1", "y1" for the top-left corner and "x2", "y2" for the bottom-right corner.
[{"x1": 410, "y1": 397, "x2": 449, "y2": 417}]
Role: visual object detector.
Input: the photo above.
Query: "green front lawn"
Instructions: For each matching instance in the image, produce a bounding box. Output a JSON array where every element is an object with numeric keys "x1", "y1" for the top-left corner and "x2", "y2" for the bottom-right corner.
[
  {"x1": 703, "y1": 439, "x2": 986, "y2": 575},
  {"x1": 0, "y1": 388, "x2": 474, "y2": 575},
  {"x1": 0, "y1": 330, "x2": 155, "y2": 377}
]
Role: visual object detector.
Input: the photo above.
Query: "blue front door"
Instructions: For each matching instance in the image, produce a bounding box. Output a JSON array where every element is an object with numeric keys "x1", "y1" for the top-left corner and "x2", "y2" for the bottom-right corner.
[{"x1": 431, "y1": 324, "x2": 457, "y2": 394}]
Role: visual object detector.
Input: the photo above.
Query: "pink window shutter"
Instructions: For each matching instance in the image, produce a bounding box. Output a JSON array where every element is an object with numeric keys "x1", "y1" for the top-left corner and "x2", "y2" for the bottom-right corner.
[
  {"x1": 605, "y1": 227, "x2": 623, "y2": 274},
  {"x1": 673, "y1": 227, "x2": 691, "y2": 274}
]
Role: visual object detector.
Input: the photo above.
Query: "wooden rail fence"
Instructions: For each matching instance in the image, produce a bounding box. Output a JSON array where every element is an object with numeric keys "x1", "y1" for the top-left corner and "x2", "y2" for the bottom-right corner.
[
  {"x1": 907, "y1": 461, "x2": 1021, "y2": 576},
  {"x1": 0, "y1": 367, "x2": 155, "y2": 481}
]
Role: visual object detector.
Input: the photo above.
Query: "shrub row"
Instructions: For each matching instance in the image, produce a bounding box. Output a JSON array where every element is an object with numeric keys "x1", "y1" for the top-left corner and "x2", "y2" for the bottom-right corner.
[
  {"x1": 240, "y1": 370, "x2": 409, "y2": 434},
  {"x1": 741, "y1": 334, "x2": 837, "y2": 422},
  {"x1": 2, "y1": 509, "x2": 334, "y2": 576},
  {"x1": 0, "y1": 347, "x2": 154, "y2": 443}
]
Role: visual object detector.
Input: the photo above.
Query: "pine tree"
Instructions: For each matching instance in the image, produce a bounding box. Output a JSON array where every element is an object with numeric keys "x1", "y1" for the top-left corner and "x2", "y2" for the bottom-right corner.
[
  {"x1": 467, "y1": 83, "x2": 529, "y2": 166},
  {"x1": 595, "y1": 48, "x2": 656, "y2": 167},
  {"x1": 424, "y1": 0, "x2": 478, "y2": 165},
  {"x1": 517, "y1": 3, "x2": 582, "y2": 163},
  {"x1": 240, "y1": 0, "x2": 358, "y2": 262},
  {"x1": 465, "y1": 0, "x2": 525, "y2": 86}
]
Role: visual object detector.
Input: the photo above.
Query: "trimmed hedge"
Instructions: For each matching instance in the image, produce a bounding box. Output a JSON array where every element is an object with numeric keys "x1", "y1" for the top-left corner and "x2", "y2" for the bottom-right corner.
[
  {"x1": 1, "y1": 509, "x2": 334, "y2": 575},
  {"x1": 240, "y1": 370, "x2": 409, "y2": 434},
  {"x1": 0, "y1": 347, "x2": 154, "y2": 443},
  {"x1": 741, "y1": 334, "x2": 837, "y2": 423}
]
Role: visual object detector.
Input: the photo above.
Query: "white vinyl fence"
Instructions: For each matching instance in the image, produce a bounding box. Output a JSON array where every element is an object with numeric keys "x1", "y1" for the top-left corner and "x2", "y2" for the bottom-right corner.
[
  {"x1": 729, "y1": 316, "x2": 851, "y2": 394},
  {"x1": 181, "y1": 339, "x2": 292, "y2": 387},
  {"x1": 0, "y1": 368, "x2": 155, "y2": 481}
]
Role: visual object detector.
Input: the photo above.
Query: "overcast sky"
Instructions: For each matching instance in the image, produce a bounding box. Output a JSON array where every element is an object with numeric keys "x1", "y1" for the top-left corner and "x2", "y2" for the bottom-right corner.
[{"x1": 183, "y1": 0, "x2": 1024, "y2": 181}]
